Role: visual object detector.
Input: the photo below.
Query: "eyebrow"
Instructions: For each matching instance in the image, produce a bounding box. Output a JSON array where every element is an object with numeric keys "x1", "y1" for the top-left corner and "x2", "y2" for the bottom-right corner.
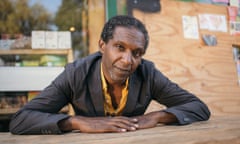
[{"x1": 115, "y1": 41, "x2": 144, "y2": 50}]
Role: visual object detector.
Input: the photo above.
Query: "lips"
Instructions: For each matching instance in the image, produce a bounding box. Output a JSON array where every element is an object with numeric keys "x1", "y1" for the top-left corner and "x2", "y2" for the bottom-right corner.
[{"x1": 114, "y1": 66, "x2": 131, "y2": 75}]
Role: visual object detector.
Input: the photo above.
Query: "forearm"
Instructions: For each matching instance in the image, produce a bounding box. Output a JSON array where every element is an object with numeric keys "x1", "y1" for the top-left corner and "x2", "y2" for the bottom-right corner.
[
  {"x1": 58, "y1": 116, "x2": 91, "y2": 132},
  {"x1": 156, "y1": 111, "x2": 178, "y2": 124}
]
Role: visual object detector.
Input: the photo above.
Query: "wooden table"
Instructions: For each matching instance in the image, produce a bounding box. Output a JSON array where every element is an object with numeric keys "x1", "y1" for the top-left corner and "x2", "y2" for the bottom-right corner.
[{"x1": 0, "y1": 116, "x2": 239, "y2": 144}]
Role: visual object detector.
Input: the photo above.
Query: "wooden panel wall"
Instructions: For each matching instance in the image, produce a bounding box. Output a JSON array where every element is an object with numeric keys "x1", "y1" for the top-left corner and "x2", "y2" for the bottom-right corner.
[
  {"x1": 135, "y1": 0, "x2": 240, "y2": 116},
  {"x1": 88, "y1": 0, "x2": 105, "y2": 53}
]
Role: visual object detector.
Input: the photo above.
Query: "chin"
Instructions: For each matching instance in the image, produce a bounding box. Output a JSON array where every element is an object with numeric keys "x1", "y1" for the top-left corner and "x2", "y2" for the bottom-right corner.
[{"x1": 111, "y1": 76, "x2": 128, "y2": 84}]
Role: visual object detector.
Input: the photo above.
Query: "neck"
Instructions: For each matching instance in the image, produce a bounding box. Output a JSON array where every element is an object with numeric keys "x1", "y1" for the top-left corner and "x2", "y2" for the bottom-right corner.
[{"x1": 106, "y1": 78, "x2": 126, "y2": 88}]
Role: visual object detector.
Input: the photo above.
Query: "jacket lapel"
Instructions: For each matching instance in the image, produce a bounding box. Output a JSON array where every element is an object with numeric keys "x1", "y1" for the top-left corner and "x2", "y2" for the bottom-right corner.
[
  {"x1": 122, "y1": 72, "x2": 142, "y2": 115},
  {"x1": 87, "y1": 60, "x2": 105, "y2": 116}
]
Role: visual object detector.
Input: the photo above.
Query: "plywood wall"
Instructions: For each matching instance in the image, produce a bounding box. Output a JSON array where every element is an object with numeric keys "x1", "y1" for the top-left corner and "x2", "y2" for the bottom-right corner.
[
  {"x1": 134, "y1": 0, "x2": 240, "y2": 116},
  {"x1": 88, "y1": 0, "x2": 105, "y2": 53}
]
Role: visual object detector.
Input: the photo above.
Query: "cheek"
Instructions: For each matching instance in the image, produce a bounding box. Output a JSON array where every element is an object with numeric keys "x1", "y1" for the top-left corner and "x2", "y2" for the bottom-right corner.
[
  {"x1": 131, "y1": 59, "x2": 141, "y2": 71},
  {"x1": 103, "y1": 49, "x2": 115, "y2": 63}
]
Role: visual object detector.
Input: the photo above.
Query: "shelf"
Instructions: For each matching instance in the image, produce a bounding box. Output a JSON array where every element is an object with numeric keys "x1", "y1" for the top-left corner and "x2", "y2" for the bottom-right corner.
[
  {"x1": 0, "y1": 49, "x2": 73, "y2": 63},
  {"x1": 0, "y1": 48, "x2": 73, "y2": 116},
  {"x1": 0, "y1": 108, "x2": 19, "y2": 115},
  {"x1": 0, "y1": 49, "x2": 71, "y2": 55},
  {"x1": 0, "y1": 67, "x2": 64, "y2": 91}
]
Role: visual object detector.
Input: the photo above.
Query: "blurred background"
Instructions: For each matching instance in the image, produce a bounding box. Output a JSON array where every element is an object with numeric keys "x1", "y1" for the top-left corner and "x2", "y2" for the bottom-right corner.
[
  {"x1": 0, "y1": 0, "x2": 129, "y2": 59},
  {"x1": 0, "y1": 0, "x2": 238, "y2": 132}
]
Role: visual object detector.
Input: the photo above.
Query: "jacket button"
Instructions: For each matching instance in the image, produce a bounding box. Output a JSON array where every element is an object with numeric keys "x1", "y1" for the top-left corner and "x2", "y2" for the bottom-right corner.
[{"x1": 183, "y1": 117, "x2": 190, "y2": 122}]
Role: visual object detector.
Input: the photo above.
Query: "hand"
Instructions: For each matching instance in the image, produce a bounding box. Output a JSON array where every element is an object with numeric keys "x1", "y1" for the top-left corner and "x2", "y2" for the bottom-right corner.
[
  {"x1": 132, "y1": 111, "x2": 177, "y2": 129},
  {"x1": 132, "y1": 112, "x2": 160, "y2": 129},
  {"x1": 59, "y1": 116, "x2": 139, "y2": 133}
]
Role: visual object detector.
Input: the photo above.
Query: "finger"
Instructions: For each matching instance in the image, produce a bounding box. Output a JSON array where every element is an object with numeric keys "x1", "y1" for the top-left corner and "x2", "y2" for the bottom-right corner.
[
  {"x1": 96, "y1": 124, "x2": 128, "y2": 133},
  {"x1": 100, "y1": 126, "x2": 127, "y2": 133},
  {"x1": 118, "y1": 116, "x2": 138, "y2": 123},
  {"x1": 112, "y1": 116, "x2": 139, "y2": 125},
  {"x1": 109, "y1": 119, "x2": 139, "y2": 131},
  {"x1": 113, "y1": 118, "x2": 138, "y2": 128},
  {"x1": 81, "y1": 122, "x2": 127, "y2": 133}
]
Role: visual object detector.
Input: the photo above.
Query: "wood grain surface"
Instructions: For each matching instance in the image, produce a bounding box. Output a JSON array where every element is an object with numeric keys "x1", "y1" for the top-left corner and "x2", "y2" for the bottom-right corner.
[
  {"x1": 134, "y1": 0, "x2": 240, "y2": 116},
  {"x1": 0, "y1": 116, "x2": 239, "y2": 144}
]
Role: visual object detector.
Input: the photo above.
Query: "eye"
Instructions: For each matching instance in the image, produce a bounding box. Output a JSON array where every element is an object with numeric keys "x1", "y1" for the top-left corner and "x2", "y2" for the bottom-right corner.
[
  {"x1": 132, "y1": 50, "x2": 144, "y2": 58},
  {"x1": 116, "y1": 44, "x2": 125, "y2": 51}
]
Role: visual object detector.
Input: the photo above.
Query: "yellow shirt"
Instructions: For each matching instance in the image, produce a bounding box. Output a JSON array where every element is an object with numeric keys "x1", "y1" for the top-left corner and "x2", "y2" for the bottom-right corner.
[{"x1": 101, "y1": 64, "x2": 129, "y2": 116}]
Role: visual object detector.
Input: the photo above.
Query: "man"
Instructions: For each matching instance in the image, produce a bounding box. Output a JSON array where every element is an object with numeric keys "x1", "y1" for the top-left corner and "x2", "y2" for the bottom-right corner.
[{"x1": 9, "y1": 15, "x2": 210, "y2": 134}]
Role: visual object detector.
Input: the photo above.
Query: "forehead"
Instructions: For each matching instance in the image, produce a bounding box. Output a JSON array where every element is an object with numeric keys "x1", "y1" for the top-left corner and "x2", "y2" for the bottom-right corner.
[{"x1": 112, "y1": 26, "x2": 145, "y2": 47}]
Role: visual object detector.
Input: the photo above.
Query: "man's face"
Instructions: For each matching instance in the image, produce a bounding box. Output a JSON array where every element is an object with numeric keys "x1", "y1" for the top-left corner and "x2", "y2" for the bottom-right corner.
[{"x1": 99, "y1": 26, "x2": 146, "y2": 85}]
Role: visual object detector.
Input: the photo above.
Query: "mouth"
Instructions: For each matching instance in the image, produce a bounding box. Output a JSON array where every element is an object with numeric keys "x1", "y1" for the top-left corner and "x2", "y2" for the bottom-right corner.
[{"x1": 114, "y1": 66, "x2": 131, "y2": 74}]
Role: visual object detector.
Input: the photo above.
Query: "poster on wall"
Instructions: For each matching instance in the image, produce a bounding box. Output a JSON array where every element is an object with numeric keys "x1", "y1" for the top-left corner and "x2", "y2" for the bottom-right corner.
[
  {"x1": 182, "y1": 16, "x2": 199, "y2": 39},
  {"x1": 198, "y1": 14, "x2": 228, "y2": 32},
  {"x1": 233, "y1": 46, "x2": 240, "y2": 85},
  {"x1": 228, "y1": 6, "x2": 240, "y2": 35}
]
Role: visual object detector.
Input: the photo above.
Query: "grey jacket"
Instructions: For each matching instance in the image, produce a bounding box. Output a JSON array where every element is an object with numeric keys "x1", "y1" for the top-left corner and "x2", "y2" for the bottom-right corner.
[{"x1": 9, "y1": 52, "x2": 210, "y2": 134}]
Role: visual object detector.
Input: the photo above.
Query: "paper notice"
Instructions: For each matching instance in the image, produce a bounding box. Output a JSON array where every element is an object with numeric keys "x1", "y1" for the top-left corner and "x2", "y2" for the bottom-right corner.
[{"x1": 182, "y1": 16, "x2": 199, "y2": 39}]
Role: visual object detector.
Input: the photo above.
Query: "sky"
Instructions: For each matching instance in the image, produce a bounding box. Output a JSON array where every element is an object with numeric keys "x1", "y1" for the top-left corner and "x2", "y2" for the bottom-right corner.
[{"x1": 28, "y1": 0, "x2": 62, "y2": 14}]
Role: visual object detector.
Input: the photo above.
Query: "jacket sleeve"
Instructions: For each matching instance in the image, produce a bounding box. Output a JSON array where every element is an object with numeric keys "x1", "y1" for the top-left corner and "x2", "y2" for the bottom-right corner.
[
  {"x1": 9, "y1": 65, "x2": 73, "y2": 135},
  {"x1": 150, "y1": 65, "x2": 211, "y2": 125}
]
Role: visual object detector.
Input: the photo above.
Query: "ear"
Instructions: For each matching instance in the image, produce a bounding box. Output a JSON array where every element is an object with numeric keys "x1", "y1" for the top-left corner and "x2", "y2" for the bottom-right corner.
[{"x1": 98, "y1": 39, "x2": 105, "y2": 54}]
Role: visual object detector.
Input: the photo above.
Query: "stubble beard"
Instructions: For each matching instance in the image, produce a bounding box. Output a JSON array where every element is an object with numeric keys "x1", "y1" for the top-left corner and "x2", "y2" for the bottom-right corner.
[{"x1": 109, "y1": 69, "x2": 128, "y2": 84}]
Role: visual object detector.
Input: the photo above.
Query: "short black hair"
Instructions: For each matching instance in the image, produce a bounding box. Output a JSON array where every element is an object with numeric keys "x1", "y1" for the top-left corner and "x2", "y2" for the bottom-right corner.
[{"x1": 100, "y1": 15, "x2": 149, "y2": 50}]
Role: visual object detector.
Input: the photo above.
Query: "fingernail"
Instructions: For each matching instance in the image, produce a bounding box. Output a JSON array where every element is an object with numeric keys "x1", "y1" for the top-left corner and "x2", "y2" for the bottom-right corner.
[
  {"x1": 121, "y1": 129, "x2": 127, "y2": 132},
  {"x1": 131, "y1": 127, "x2": 136, "y2": 130},
  {"x1": 133, "y1": 118, "x2": 138, "y2": 122},
  {"x1": 134, "y1": 124, "x2": 139, "y2": 128}
]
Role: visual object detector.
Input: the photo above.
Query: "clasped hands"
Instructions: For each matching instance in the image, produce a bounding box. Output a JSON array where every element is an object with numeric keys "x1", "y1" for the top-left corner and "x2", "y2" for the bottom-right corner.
[{"x1": 65, "y1": 111, "x2": 163, "y2": 133}]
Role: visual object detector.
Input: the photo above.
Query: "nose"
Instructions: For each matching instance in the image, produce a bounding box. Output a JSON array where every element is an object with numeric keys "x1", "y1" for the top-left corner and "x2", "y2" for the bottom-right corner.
[{"x1": 122, "y1": 52, "x2": 133, "y2": 65}]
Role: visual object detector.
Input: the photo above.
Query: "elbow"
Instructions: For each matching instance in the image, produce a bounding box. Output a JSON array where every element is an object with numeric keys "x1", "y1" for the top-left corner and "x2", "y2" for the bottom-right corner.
[
  {"x1": 9, "y1": 116, "x2": 21, "y2": 135},
  {"x1": 198, "y1": 102, "x2": 211, "y2": 121},
  {"x1": 9, "y1": 111, "x2": 27, "y2": 135},
  {"x1": 9, "y1": 126, "x2": 20, "y2": 135},
  {"x1": 9, "y1": 119, "x2": 21, "y2": 135},
  {"x1": 204, "y1": 105, "x2": 211, "y2": 121}
]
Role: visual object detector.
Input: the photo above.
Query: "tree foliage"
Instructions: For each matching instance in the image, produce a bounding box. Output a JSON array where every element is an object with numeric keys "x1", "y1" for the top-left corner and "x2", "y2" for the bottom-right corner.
[
  {"x1": 55, "y1": 0, "x2": 84, "y2": 31},
  {"x1": 0, "y1": 0, "x2": 88, "y2": 57},
  {"x1": 55, "y1": 0, "x2": 88, "y2": 57},
  {"x1": 0, "y1": 0, "x2": 52, "y2": 36}
]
